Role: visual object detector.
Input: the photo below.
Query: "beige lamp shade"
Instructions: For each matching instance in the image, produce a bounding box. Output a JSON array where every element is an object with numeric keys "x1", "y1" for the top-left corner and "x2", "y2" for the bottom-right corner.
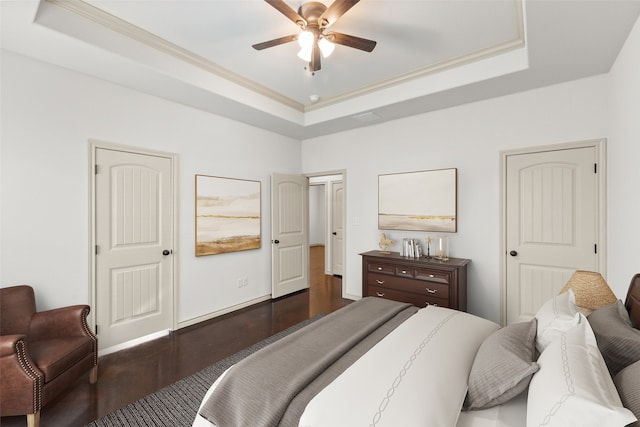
[{"x1": 559, "y1": 270, "x2": 618, "y2": 310}]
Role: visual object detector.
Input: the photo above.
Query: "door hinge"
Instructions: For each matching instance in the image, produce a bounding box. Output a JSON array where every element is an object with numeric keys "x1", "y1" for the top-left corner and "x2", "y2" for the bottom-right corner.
[
  {"x1": 95, "y1": 164, "x2": 99, "y2": 174},
  {"x1": 594, "y1": 243, "x2": 598, "y2": 254},
  {"x1": 95, "y1": 245, "x2": 99, "y2": 255},
  {"x1": 95, "y1": 325, "x2": 98, "y2": 335},
  {"x1": 594, "y1": 163, "x2": 597, "y2": 173}
]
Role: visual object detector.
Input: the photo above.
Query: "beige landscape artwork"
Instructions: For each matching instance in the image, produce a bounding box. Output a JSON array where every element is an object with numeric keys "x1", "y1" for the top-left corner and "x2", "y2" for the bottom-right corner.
[
  {"x1": 378, "y1": 168, "x2": 457, "y2": 232},
  {"x1": 195, "y1": 175, "x2": 261, "y2": 256}
]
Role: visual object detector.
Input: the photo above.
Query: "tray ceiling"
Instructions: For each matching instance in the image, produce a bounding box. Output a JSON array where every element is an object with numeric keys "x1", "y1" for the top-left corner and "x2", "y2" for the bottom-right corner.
[{"x1": 2, "y1": 0, "x2": 639, "y2": 138}]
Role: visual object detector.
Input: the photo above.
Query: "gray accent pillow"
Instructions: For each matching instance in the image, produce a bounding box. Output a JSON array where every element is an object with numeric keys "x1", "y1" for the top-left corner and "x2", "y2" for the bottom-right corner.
[
  {"x1": 588, "y1": 300, "x2": 640, "y2": 376},
  {"x1": 464, "y1": 318, "x2": 538, "y2": 410},
  {"x1": 614, "y1": 360, "x2": 640, "y2": 427}
]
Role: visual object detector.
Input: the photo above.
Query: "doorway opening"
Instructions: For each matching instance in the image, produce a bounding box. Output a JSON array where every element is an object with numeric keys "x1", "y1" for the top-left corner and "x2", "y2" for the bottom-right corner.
[{"x1": 308, "y1": 172, "x2": 345, "y2": 296}]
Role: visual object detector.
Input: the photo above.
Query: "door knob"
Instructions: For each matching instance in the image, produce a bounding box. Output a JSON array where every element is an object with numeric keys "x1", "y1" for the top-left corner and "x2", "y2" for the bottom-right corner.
[
  {"x1": 509, "y1": 250, "x2": 518, "y2": 257},
  {"x1": 162, "y1": 249, "x2": 172, "y2": 256},
  {"x1": 332, "y1": 232, "x2": 337, "y2": 235},
  {"x1": 273, "y1": 240, "x2": 280, "y2": 244}
]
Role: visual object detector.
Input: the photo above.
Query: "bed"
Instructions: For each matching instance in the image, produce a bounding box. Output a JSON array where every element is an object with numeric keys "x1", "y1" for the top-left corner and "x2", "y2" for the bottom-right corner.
[{"x1": 193, "y1": 273, "x2": 640, "y2": 427}]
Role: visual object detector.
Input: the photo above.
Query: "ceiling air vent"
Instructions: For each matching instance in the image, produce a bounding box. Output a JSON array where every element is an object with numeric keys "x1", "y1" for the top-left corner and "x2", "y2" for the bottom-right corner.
[{"x1": 351, "y1": 111, "x2": 381, "y2": 123}]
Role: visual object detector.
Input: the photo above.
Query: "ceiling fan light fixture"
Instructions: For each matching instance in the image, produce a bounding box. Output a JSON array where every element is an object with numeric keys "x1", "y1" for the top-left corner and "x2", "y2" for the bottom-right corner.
[
  {"x1": 297, "y1": 30, "x2": 314, "y2": 49},
  {"x1": 254, "y1": 0, "x2": 378, "y2": 72},
  {"x1": 318, "y1": 37, "x2": 335, "y2": 58},
  {"x1": 297, "y1": 46, "x2": 312, "y2": 62}
]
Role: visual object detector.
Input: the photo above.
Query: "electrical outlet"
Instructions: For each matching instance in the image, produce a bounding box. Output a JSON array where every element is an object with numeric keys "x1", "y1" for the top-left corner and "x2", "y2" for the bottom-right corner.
[{"x1": 238, "y1": 276, "x2": 249, "y2": 288}]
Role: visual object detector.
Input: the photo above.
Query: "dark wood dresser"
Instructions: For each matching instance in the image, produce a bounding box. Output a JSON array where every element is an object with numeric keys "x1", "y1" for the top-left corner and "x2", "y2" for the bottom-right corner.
[{"x1": 361, "y1": 250, "x2": 470, "y2": 311}]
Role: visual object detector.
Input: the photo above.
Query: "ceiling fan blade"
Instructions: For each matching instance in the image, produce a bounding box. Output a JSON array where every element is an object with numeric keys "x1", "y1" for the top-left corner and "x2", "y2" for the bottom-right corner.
[
  {"x1": 265, "y1": 0, "x2": 306, "y2": 27},
  {"x1": 310, "y1": 43, "x2": 321, "y2": 72},
  {"x1": 328, "y1": 32, "x2": 376, "y2": 52},
  {"x1": 252, "y1": 34, "x2": 298, "y2": 50},
  {"x1": 319, "y1": 0, "x2": 360, "y2": 28}
]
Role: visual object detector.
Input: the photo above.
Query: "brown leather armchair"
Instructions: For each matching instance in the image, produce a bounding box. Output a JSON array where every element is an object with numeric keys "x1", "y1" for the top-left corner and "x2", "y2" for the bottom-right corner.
[{"x1": 0, "y1": 285, "x2": 98, "y2": 427}]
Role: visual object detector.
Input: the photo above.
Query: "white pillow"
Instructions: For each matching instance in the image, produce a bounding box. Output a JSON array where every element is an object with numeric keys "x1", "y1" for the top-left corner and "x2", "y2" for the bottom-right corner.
[
  {"x1": 535, "y1": 288, "x2": 579, "y2": 352},
  {"x1": 527, "y1": 315, "x2": 637, "y2": 427}
]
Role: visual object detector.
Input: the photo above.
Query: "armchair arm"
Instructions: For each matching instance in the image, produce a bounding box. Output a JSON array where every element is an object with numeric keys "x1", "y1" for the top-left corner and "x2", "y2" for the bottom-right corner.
[
  {"x1": 29, "y1": 305, "x2": 94, "y2": 341},
  {"x1": 0, "y1": 334, "x2": 26, "y2": 357},
  {"x1": 0, "y1": 335, "x2": 43, "y2": 416}
]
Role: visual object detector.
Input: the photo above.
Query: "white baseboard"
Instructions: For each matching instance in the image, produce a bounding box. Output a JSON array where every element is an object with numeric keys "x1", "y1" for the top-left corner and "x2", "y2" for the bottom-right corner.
[
  {"x1": 99, "y1": 329, "x2": 170, "y2": 357},
  {"x1": 98, "y1": 296, "x2": 273, "y2": 356},
  {"x1": 343, "y1": 293, "x2": 360, "y2": 301},
  {"x1": 177, "y1": 295, "x2": 272, "y2": 329}
]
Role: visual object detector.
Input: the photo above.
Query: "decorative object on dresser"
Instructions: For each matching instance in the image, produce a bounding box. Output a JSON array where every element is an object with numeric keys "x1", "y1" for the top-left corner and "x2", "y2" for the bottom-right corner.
[
  {"x1": 361, "y1": 250, "x2": 469, "y2": 310},
  {"x1": 402, "y1": 238, "x2": 423, "y2": 257},
  {"x1": 378, "y1": 232, "x2": 394, "y2": 253},
  {"x1": 435, "y1": 235, "x2": 449, "y2": 261},
  {"x1": 425, "y1": 236, "x2": 432, "y2": 258}
]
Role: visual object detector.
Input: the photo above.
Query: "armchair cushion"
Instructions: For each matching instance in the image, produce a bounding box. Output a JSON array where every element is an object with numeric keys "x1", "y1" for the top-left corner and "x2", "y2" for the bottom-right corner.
[{"x1": 29, "y1": 337, "x2": 95, "y2": 382}]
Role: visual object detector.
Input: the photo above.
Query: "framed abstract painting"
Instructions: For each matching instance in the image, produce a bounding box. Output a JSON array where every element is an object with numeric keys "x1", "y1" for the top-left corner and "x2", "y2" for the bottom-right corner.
[
  {"x1": 195, "y1": 174, "x2": 261, "y2": 256},
  {"x1": 378, "y1": 168, "x2": 457, "y2": 232}
]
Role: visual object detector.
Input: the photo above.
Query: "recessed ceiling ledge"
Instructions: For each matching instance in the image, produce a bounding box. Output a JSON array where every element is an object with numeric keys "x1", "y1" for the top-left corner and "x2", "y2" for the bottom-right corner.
[{"x1": 304, "y1": 45, "x2": 530, "y2": 126}]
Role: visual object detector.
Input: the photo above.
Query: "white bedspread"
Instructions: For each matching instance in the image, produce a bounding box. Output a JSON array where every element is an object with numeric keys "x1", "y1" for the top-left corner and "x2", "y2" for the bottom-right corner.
[
  {"x1": 298, "y1": 306, "x2": 499, "y2": 427},
  {"x1": 194, "y1": 306, "x2": 502, "y2": 427}
]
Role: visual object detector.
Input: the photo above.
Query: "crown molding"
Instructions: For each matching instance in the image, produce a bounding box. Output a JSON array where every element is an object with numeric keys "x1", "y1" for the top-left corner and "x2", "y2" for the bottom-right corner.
[
  {"x1": 44, "y1": 0, "x2": 304, "y2": 111},
  {"x1": 43, "y1": 0, "x2": 525, "y2": 117}
]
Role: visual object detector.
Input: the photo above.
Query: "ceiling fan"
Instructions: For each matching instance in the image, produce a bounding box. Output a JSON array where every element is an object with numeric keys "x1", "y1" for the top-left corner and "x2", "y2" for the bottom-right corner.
[{"x1": 252, "y1": 0, "x2": 377, "y2": 73}]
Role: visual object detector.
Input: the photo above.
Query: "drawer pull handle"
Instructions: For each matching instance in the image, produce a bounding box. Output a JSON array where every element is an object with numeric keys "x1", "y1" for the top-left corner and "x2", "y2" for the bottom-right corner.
[
  {"x1": 377, "y1": 267, "x2": 383, "y2": 271},
  {"x1": 429, "y1": 274, "x2": 435, "y2": 278},
  {"x1": 376, "y1": 280, "x2": 385, "y2": 285},
  {"x1": 376, "y1": 292, "x2": 385, "y2": 297},
  {"x1": 425, "y1": 302, "x2": 439, "y2": 307},
  {"x1": 401, "y1": 270, "x2": 408, "y2": 274},
  {"x1": 426, "y1": 288, "x2": 437, "y2": 294}
]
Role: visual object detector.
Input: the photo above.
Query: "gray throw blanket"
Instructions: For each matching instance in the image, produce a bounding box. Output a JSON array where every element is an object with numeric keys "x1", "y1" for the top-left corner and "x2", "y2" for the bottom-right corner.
[{"x1": 199, "y1": 297, "x2": 418, "y2": 427}]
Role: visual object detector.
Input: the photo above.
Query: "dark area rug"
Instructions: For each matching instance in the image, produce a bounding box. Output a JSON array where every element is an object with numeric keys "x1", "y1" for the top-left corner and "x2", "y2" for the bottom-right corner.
[{"x1": 86, "y1": 315, "x2": 324, "y2": 427}]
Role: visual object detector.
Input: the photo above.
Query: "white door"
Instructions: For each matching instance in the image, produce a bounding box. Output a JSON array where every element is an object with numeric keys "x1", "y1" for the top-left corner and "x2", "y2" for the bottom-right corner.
[
  {"x1": 94, "y1": 147, "x2": 174, "y2": 349},
  {"x1": 331, "y1": 181, "x2": 344, "y2": 276},
  {"x1": 505, "y1": 145, "x2": 600, "y2": 324},
  {"x1": 271, "y1": 173, "x2": 309, "y2": 298}
]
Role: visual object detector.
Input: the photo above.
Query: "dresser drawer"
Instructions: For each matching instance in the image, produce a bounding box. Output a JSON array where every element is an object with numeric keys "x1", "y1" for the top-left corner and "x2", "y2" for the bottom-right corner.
[
  {"x1": 367, "y1": 272, "x2": 396, "y2": 288},
  {"x1": 414, "y1": 268, "x2": 450, "y2": 284},
  {"x1": 369, "y1": 285, "x2": 449, "y2": 308},
  {"x1": 367, "y1": 262, "x2": 395, "y2": 275},
  {"x1": 367, "y1": 273, "x2": 450, "y2": 299},
  {"x1": 395, "y1": 266, "x2": 414, "y2": 278}
]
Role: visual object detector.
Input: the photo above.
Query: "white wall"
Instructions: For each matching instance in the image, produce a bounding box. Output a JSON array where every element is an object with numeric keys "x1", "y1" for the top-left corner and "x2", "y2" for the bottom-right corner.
[
  {"x1": 302, "y1": 75, "x2": 612, "y2": 323},
  {"x1": 0, "y1": 51, "x2": 301, "y2": 323},
  {"x1": 608, "y1": 15, "x2": 640, "y2": 295},
  {"x1": 2, "y1": 14, "x2": 638, "y2": 328},
  {"x1": 308, "y1": 185, "x2": 325, "y2": 245},
  {"x1": 303, "y1": 12, "x2": 640, "y2": 320}
]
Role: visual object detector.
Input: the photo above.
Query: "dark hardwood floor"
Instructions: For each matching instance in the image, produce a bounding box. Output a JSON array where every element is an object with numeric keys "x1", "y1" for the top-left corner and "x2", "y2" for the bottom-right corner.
[{"x1": 1, "y1": 246, "x2": 349, "y2": 427}]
